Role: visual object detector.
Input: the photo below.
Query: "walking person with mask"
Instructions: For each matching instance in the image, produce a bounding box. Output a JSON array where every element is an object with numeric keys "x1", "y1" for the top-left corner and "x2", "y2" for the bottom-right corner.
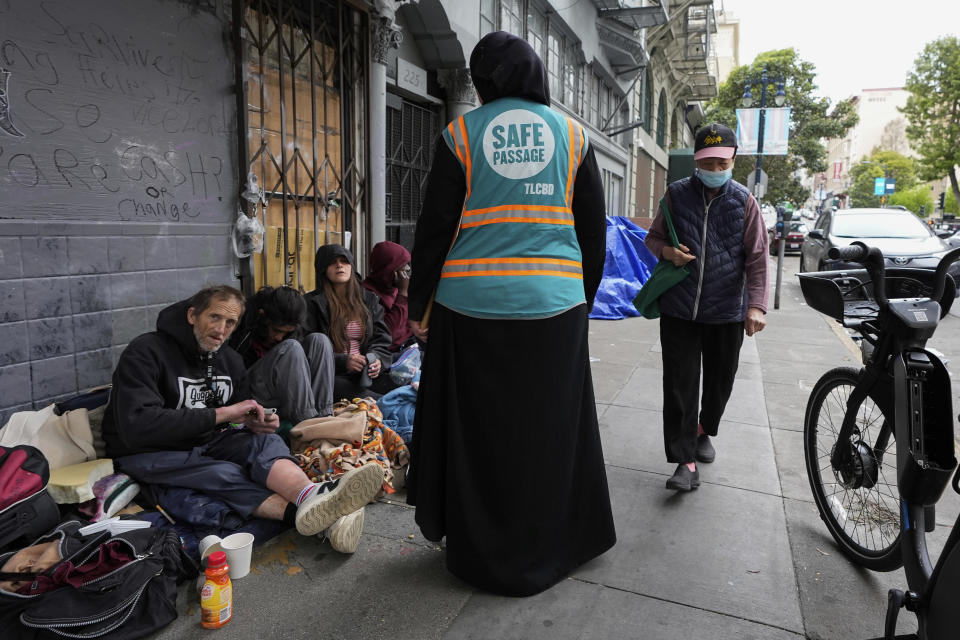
[{"x1": 643, "y1": 122, "x2": 769, "y2": 492}]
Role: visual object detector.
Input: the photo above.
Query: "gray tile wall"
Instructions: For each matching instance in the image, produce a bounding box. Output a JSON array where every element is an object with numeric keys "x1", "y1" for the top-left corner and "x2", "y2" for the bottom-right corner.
[{"x1": 0, "y1": 224, "x2": 237, "y2": 427}]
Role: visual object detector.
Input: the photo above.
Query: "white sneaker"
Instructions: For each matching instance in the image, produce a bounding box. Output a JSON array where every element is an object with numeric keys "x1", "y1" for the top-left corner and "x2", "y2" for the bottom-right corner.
[
  {"x1": 326, "y1": 507, "x2": 365, "y2": 553},
  {"x1": 295, "y1": 464, "x2": 382, "y2": 536}
]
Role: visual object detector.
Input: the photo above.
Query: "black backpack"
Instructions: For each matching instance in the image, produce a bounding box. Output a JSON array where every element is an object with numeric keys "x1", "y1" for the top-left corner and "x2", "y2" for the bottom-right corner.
[
  {"x1": 0, "y1": 445, "x2": 60, "y2": 553},
  {"x1": 0, "y1": 521, "x2": 196, "y2": 640}
]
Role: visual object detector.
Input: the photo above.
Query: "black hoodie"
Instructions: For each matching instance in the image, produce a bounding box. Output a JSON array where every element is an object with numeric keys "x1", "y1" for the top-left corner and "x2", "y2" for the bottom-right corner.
[
  {"x1": 101, "y1": 299, "x2": 250, "y2": 457},
  {"x1": 468, "y1": 30, "x2": 550, "y2": 106}
]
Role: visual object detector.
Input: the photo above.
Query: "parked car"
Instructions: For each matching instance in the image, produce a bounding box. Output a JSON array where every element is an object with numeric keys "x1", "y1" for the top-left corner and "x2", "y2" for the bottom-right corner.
[
  {"x1": 942, "y1": 229, "x2": 960, "y2": 249},
  {"x1": 769, "y1": 221, "x2": 808, "y2": 255},
  {"x1": 799, "y1": 208, "x2": 960, "y2": 283}
]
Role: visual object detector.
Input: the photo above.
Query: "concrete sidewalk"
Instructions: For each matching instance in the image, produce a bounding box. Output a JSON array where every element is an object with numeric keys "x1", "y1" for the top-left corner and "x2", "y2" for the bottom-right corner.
[{"x1": 154, "y1": 254, "x2": 960, "y2": 640}]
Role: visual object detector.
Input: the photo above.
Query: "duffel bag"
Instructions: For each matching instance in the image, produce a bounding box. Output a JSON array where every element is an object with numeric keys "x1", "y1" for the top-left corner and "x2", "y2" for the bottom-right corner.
[
  {"x1": 0, "y1": 445, "x2": 60, "y2": 553},
  {"x1": 0, "y1": 520, "x2": 195, "y2": 640}
]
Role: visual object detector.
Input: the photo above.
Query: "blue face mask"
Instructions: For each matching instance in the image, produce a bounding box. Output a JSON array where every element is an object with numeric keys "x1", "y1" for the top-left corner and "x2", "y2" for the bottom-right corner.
[{"x1": 696, "y1": 167, "x2": 732, "y2": 188}]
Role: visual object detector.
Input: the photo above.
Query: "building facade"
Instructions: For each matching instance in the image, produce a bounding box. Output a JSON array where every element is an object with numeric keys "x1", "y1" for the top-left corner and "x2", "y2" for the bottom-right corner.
[
  {"x1": 391, "y1": 0, "x2": 718, "y2": 224},
  {"x1": 0, "y1": 0, "x2": 384, "y2": 423},
  {"x1": 628, "y1": 0, "x2": 718, "y2": 222},
  {"x1": 0, "y1": 0, "x2": 718, "y2": 423},
  {"x1": 714, "y1": 7, "x2": 739, "y2": 85},
  {"x1": 816, "y1": 88, "x2": 914, "y2": 209}
]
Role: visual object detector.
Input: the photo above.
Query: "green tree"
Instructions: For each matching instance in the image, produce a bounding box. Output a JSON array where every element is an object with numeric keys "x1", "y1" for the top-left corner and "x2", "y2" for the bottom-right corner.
[
  {"x1": 848, "y1": 150, "x2": 919, "y2": 207},
  {"x1": 901, "y1": 36, "x2": 960, "y2": 209},
  {"x1": 703, "y1": 48, "x2": 858, "y2": 207},
  {"x1": 945, "y1": 192, "x2": 960, "y2": 215},
  {"x1": 888, "y1": 186, "x2": 934, "y2": 216}
]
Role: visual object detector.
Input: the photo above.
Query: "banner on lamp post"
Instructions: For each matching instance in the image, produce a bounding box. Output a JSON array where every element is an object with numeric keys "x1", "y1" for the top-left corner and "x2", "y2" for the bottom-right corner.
[{"x1": 735, "y1": 108, "x2": 791, "y2": 155}]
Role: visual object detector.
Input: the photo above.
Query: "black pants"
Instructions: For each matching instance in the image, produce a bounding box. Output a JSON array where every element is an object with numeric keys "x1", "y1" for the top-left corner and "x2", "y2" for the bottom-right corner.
[{"x1": 659, "y1": 314, "x2": 744, "y2": 463}]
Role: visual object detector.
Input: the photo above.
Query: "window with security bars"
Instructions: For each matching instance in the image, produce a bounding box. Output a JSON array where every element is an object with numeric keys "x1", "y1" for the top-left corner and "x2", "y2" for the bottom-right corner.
[
  {"x1": 239, "y1": 0, "x2": 367, "y2": 292},
  {"x1": 385, "y1": 97, "x2": 439, "y2": 251}
]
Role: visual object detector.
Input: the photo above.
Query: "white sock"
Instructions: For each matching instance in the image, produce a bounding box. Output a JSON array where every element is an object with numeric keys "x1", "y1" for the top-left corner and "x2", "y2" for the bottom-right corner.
[{"x1": 295, "y1": 483, "x2": 319, "y2": 506}]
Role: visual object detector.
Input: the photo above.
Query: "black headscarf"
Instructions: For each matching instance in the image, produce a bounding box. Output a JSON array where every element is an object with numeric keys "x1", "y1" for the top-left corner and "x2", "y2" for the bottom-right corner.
[{"x1": 469, "y1": 31, "x2": 550, "y2": 106}]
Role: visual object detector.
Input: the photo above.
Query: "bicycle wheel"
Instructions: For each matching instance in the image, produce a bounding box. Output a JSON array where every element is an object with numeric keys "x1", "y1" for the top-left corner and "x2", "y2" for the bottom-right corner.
[{"x1": 804, "y1": 367, "x2": 903, "y2": 571}]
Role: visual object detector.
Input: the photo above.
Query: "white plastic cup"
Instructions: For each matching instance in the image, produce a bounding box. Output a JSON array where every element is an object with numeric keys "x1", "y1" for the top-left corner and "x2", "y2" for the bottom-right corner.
[
  {"x1": 220, "y1": 532, "x2": 255, "y2": 579},
  {"x1": 198, "y1": 535, "x2": 223, "y2": 564}
]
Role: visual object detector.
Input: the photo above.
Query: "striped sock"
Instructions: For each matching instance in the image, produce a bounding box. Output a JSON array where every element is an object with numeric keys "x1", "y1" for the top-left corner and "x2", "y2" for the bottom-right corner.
[{"x1": 295, "y1": 483, "x2": 318, "y2": 507}]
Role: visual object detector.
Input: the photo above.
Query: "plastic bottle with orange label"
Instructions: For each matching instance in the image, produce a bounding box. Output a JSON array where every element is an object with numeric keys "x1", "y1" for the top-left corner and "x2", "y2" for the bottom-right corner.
[{"x1": 200, "y1": 551, "x2": 232, "y2": 629}]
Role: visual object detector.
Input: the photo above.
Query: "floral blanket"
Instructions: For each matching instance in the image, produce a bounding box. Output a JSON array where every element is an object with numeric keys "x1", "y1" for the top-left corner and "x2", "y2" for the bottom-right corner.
[{"x1": 292, "y1": 398, "x2": 410, "y2": 495}]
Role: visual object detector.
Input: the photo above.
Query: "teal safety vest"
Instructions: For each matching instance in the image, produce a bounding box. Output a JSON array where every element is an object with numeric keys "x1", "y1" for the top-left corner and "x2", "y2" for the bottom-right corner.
[{"x1": 434, "y1": 97, "x2": 589, "y2": 319}]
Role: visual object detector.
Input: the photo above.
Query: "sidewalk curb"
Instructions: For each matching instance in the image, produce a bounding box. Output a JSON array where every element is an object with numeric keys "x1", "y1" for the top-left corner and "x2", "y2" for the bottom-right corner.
[{"x1": 824, "y1": 316, "x2": 862, "y2": 362}]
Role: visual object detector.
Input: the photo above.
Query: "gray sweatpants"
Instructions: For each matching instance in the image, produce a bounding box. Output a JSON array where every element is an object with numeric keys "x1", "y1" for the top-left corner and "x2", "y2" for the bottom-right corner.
[{"x1": 247, "y1": 333, "x2": 335, "y2": 423}]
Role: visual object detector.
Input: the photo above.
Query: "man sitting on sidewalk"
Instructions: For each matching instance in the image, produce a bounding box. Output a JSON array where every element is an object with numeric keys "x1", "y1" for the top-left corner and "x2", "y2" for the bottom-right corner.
[
  {"x1": 229, "y1": 285, "x2": 336, "y2": 424},
  {"x1": 101, "y1": 285, "x2": 380, "y2": 553}
]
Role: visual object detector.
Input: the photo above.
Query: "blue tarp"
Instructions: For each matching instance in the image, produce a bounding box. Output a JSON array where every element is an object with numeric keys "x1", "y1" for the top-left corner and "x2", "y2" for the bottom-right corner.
[{"x1": 589, "y1": 216, "x2": 660, "y2": 320}]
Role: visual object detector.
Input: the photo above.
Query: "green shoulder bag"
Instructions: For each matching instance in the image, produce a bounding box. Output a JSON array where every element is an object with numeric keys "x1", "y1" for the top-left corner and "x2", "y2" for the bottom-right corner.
[{"x1": 632, "y1": 196, "x2": 690, "y2": 319}]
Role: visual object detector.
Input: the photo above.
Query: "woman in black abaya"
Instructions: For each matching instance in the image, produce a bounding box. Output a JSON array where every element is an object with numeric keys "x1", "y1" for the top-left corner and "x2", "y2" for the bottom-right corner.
[{"x1": 405, "y1": 31, "x2": 616, "y2": 597}]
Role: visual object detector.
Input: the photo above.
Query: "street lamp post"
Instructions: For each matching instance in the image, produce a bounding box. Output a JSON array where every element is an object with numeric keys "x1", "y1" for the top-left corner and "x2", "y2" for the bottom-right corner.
[{"x1": 742, "y1": 65, "x2": 786, "y2": 308}]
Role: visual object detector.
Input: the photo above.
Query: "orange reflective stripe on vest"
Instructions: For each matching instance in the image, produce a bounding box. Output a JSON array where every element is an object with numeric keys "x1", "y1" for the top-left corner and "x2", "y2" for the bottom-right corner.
[
  {"x1": 441, "y1": 257, "x2": 583, "y2": 279},
  {"x1": 446, "y1": 116, "x2": 473, "y2": 200},
  {"x1": 460, "y1": 204, "x2": 574, "y2": 229},
  {"x1": 565, "y1": 118, "x2": 584, "y2": 208}
]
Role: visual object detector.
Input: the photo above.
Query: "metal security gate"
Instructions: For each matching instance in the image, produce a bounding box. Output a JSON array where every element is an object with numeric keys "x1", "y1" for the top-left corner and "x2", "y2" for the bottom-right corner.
[
  {"x1": 385, "y1": 94, "x2": 439, "y2": 250},
  {"x1": 237, "y1": 0, "x2": 368, "y2": 292}
]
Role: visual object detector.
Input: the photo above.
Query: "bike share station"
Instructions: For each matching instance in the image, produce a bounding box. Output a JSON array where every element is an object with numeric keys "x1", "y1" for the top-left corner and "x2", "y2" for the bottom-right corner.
[{"x1": 796, "y1": 242, "x2": 960, "y2": 640}]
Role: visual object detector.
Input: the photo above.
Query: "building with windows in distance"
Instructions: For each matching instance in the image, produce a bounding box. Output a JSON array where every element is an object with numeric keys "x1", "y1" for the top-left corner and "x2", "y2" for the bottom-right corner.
[{"x1": 812, "y1": 87, "x2": 949, "y2": 211}]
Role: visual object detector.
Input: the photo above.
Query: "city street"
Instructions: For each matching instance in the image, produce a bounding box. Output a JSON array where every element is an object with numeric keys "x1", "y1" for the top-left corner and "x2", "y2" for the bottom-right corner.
[
  {"x1": 4, "y1": 2, "x2": 960, "y2": 639},
  {"x1": 153, "y1": 254, "x2": 960, "y2": 639}
]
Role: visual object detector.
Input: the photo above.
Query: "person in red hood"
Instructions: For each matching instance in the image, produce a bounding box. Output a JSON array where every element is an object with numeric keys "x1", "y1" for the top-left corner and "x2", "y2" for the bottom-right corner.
[{"x1": 361, "y1": 241, "x2": 415, "y2": 352}]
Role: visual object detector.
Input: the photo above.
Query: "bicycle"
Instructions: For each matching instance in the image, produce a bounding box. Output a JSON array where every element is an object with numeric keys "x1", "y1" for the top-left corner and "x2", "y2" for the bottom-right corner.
[{"x1": 799, "y1": 241, "x2": 960, "y2": 640}]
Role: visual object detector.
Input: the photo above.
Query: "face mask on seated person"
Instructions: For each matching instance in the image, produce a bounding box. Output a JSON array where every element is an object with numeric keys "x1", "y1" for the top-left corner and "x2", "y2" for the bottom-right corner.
[{"x1": 695, "y1": 167, "x2": 732, "y2": 189}]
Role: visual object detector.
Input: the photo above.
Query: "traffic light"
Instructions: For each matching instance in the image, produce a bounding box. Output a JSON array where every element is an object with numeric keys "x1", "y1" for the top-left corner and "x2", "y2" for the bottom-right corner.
[
  {"x1": 939, "y1": 192, "x2": 946, "y2": 210},
  {"x1": 920, "y1": 204, "x2": 926, "y2": 216}
]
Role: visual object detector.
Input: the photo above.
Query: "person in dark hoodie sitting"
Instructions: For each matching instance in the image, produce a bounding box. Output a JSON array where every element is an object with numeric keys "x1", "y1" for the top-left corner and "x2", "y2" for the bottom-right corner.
[
  {"x1": 361, "y1": 241, "x2": 415, "y2": 353},
  {"x1": 229, "y1": 285, "x2": 336, "y2": 424},
  {"x1": 101, "y1": 285, "x2": 382, "y2": 553},
  {"x1": 304, "y1": 245, "x2": 393, "y2": 400}
]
